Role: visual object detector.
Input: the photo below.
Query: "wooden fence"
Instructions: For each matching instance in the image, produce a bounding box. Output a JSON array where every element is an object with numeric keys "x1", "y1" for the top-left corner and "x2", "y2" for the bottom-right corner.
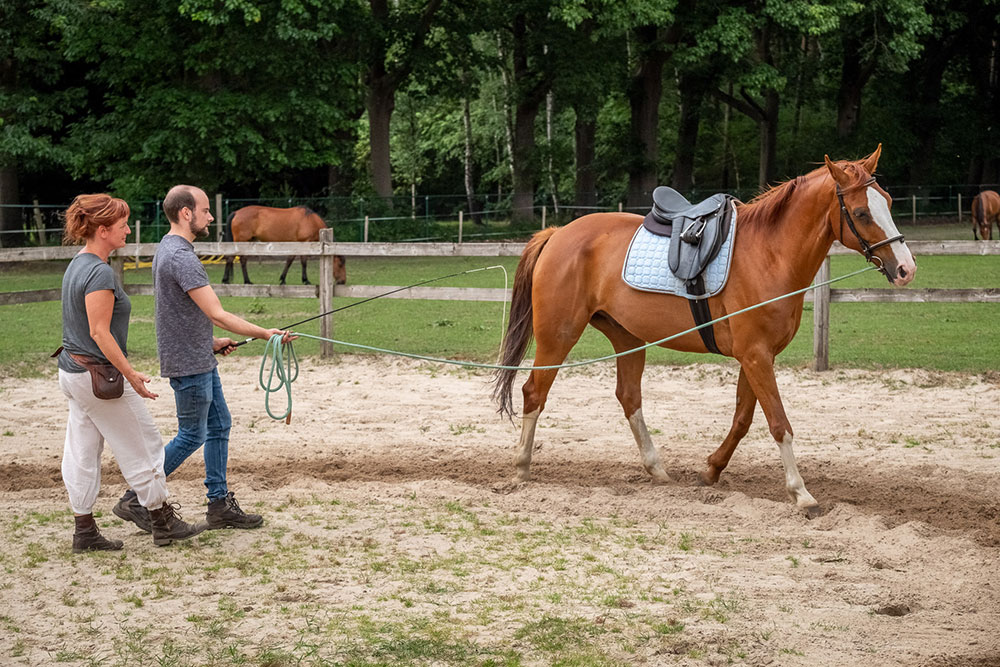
[{"x1": 2, "y1": 232, "x2": 998, "y2": 367}]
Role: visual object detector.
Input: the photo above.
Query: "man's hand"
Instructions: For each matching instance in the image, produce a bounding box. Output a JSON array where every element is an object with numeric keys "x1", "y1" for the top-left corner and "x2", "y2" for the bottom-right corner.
[
  {"x1": 213, "y1": 337, "x2": 238, "y2": 356},
  {"x1": 263, "y1": 328, "x2": 297, "y2": 344}
]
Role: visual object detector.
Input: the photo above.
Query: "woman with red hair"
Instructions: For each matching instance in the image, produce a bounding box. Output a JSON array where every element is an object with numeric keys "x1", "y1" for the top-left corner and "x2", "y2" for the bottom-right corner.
[{"x1": 57, "y1": 193, "x2": 203, "y2": 551}]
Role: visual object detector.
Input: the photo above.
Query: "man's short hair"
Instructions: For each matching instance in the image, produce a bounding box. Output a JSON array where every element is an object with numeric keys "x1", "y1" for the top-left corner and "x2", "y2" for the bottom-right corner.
[{"x1": 163, "y1": 185, "x2": 199, "y2": 224}]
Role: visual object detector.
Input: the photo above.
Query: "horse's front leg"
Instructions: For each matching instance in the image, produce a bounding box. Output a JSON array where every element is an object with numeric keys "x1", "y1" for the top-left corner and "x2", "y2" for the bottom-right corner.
[
  {"x1": 279, "y1": 256, "x2": 294, "y2": 285},
  {"x1": 740, "y1": 351, "x2": 820, "y2": 517},
  {"x1": 700, "y1": 368, "x2": 757, "y2": 486}
]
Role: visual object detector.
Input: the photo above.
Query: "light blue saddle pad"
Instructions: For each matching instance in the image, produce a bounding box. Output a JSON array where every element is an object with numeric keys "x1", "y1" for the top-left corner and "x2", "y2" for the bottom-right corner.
[{"x1": 621, "y1": 202, "x2": 738, "y2": 299}]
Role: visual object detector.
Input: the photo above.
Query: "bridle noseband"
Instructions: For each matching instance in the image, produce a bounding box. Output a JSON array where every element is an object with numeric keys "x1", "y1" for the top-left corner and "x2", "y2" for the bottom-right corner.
[{"x1": 836, "y1": 176, "x2": 904, "y2": 276}]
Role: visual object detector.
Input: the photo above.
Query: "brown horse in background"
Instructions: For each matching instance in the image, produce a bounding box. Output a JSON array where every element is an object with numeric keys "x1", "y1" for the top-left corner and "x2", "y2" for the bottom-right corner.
[
  {"x1": 222, "y1": 206, "x2": 347, "y2": 285},
  {"x1": 971, "y1": 190, "x2": 1000, "y2": 240},
  {"x1": 492, "y1": 146, "x2": 916, "y2": 517}
]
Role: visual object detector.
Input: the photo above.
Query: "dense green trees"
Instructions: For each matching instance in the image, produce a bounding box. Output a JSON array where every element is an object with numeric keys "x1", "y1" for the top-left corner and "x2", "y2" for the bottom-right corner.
[{"x1": 1, "y1": 0, "x2": 998, "y2": 232}]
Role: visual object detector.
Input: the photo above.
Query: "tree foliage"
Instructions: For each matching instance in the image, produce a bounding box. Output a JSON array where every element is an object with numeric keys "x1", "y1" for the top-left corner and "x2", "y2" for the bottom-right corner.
[{"x1": 1, "y1": 0, "x2": 998, "y2": 217}]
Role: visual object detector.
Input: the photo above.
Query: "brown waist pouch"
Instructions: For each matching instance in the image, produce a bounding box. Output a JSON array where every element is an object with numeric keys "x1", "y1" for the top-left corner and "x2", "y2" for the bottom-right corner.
[{"x1": 52, "y1": 346, "x2": 125, "y2": 400}]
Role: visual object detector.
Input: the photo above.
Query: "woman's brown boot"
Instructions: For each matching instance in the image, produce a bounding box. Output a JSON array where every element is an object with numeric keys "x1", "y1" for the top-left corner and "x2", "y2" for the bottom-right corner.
[{"x1": 72, "y1": 514, "x2": 124, "y2": 553}]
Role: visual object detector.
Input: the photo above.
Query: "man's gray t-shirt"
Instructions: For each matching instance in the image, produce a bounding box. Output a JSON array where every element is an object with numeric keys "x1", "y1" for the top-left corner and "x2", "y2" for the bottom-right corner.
[
  {"x1": 58, "y1": 252, "x2": 131, "y2": 373},
  {"x1": 153, "y1": 234, "x2": 217, "y2": 378}
]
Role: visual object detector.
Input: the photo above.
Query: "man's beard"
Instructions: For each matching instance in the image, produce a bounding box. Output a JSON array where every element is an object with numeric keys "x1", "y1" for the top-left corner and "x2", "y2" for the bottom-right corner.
[{"x1": 190, "y1": 219, "x2": 210, "y2": 239}]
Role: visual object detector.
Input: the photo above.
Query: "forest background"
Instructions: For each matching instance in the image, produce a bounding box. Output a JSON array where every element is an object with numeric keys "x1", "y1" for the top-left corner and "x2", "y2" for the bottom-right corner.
[{"x1": 2, "y1": 0, "x2": 999, "y2": 238}]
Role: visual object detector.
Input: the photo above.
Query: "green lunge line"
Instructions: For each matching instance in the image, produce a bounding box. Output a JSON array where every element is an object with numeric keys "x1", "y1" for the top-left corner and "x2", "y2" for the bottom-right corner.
[{"x1": 257, "y1": 265, "x2": 877, "y2": 421}]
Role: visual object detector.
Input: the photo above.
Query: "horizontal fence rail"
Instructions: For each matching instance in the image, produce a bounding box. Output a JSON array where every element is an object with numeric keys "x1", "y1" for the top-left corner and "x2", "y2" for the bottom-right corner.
[{"x1": 2, "y1": 239, "x2": 998, "y2": 364}]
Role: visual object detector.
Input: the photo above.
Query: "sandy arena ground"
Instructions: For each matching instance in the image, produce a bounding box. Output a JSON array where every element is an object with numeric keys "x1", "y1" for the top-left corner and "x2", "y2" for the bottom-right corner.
[{"x1": 1, "y1": 356, "x2": 998, "y2": 665}]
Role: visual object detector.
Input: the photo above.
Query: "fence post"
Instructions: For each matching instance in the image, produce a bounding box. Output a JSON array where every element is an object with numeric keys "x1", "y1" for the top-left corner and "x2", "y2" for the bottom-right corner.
[
  {"x1": 618, "y1": 202, "x2": 623, "y2": 212},
  {"x1": 110, "y1": 255, "x2": 125, "y2": 290},
  {"x1": 542, "y1": 206, "x2": 546, "y2": 230},
  {"x1": 812, "y1": 256, "x2": 831, "y2": 371},
  {"x1": 215, "y1": 193, "x2": 223, "y2": 241},
  {"x1": 135, "y1": 219, "x2": 141, "y2": 269},
  {"x1": 318, "y1": 228, "x2": 334, "y2": 359},
  {"x1": 957, "y1": 193, "x2": 962, "y2": 223},
  {"x1": 911, "y1": 195, "x2": 916, "y2": 224},
  {"x1": 363, "y1": 215, "x2": 369, "y2": 243},
  {"x1": 32, "y1": 200, "x2": 46, "y2": 246},
  {"x1": 458, "y1": 210, "x2": 463, "y2": 244}
]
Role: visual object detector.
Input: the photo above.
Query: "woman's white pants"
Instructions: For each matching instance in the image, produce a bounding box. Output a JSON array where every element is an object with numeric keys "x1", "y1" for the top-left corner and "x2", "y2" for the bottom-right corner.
[{"x1": 59, "y1": 369, "x2": 168, "y2": 514}]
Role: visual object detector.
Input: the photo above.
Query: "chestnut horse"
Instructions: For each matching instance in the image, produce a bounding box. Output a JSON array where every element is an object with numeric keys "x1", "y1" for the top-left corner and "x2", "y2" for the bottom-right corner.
[
  {"x1": 222, "y1": 206, "x2": 346, "y2": 285},
  {"x1": 492, "y1": 146, "x2": 916, "y2": 516},
  {"x1": 971, "y1": 190, "x2": 1000, "y2": 240}
]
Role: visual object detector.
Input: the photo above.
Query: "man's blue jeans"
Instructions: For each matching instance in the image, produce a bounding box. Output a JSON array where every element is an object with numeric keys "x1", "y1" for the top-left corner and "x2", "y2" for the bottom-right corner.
[{"x1": 163, "y1": 368, "x2": 232, "y2": 500}]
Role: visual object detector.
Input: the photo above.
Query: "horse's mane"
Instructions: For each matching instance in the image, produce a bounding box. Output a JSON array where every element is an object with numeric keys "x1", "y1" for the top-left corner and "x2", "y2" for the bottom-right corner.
[{"x1": 736, "y1": 161, "x2": 869, "y2": 232}]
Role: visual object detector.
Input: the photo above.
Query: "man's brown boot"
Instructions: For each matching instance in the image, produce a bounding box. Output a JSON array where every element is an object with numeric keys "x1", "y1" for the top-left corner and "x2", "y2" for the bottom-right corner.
[
  {"x1": 72, "y1": 514, "x2": 123, "y2": 553},
  {"x1": 149, "y1": 502, "x2": 206, "y2": 547}
]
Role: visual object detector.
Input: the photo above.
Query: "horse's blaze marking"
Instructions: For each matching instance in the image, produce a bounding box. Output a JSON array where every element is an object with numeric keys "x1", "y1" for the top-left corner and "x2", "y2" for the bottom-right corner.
[{"x1": 867, "y1": 187, "x2": 915, "y2": 270}]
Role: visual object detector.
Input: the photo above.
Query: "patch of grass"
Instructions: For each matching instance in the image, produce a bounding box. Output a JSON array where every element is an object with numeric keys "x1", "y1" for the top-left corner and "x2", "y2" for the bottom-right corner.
[{"x1": 3, "y1": 253, "x2": 999, "y2": 375}]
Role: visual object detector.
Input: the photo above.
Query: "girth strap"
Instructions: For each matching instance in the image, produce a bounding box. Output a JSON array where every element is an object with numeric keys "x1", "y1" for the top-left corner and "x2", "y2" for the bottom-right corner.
[{"x1": 686, "y1": 276, "x2": 721, "y2": 355}]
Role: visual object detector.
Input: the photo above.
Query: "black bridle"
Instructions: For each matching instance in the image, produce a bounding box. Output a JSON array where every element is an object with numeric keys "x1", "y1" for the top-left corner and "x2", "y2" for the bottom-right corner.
[{"x1": 836, "y1": 176, "x2": 904, "y2": 276}]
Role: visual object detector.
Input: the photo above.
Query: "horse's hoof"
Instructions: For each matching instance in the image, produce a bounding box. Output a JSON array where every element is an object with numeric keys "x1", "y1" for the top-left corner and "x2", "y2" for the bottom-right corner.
[
  {"x1": 696, "y1": 471, "x2": 719, "y2": 487},
  {"x1": 650, "y1": 471, "x2": 672, "y2": 486},
  {"x1": 804, "y1": 505, "x2": 824, "y2": 519},
  {"x1": 303, "y1": 280, "x2": 311, "y2": 285}
]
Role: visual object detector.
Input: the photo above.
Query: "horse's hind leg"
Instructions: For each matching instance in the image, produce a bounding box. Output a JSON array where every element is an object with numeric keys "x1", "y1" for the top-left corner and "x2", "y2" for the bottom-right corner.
[
  {"x1": 700, "y1": 368, "x2": 756, "y2": 486},
  {"x1": 514, "y1": 315, "x2": 590, "y2": 482},
  {"x1": 300, "y1": 257, "x2": 310, "y2": 285},
  {"x1": 590, "y1": 314, "x2": 671, "y2": 484},
  {"x1": 279, "y1": 256, "x2": 294, "y2": 285},
  {"x1": 222, "y1": 257, "x2": 234, "y2": 284}
]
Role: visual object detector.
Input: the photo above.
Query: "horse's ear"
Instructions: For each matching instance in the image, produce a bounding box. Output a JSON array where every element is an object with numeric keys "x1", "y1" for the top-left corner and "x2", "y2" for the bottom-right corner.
[
  {"x1": 860, "y1": 143, "x2": 882, "y2": 174},
  {"x1": 824, "y1": 154, "x2": 852, "y2": 189}
]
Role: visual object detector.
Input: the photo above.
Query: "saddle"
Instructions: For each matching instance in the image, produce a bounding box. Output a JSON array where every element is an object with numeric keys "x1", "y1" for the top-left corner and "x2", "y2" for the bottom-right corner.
[
  {"x1": 641, "y1": 187, "x2": 736, "y2": 355},
  {"x1": 642, "y1": 187, "x2": 734, "y2": 288}
]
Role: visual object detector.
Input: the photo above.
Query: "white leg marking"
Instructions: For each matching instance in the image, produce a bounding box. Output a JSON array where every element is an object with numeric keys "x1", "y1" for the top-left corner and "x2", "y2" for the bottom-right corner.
[
  {"x1": 515, "y1": 408, "x2": 540, "y2": 481},
  {"x1": 627, "y1": 408, "x2": 671, "y2": 483},
  {"x1": 777, "y1": 433, "x2": 818, "y2": 509}
]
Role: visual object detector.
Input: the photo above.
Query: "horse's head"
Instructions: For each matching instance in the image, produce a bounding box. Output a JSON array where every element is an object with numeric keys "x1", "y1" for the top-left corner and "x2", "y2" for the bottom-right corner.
[
  {"x1": 824, "y1": 145, "x2": 916, "y2": 287},
  {"x1": 334, "y1": 255, "x2": 347, "y2": 285}
]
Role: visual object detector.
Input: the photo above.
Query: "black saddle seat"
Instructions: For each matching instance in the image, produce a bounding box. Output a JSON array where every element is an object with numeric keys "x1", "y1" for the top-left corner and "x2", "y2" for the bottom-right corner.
[{"x1": 642, "y1": 186, "x2": 734, "y2": 283}]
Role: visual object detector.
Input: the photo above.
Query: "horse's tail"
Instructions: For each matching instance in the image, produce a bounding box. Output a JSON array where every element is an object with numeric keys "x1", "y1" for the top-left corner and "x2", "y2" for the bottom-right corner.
[
  {"x1": 492, "y1": 226, "x2": 559, "y2": 420},
  {"x1": 223, "y1": 211, "x2": 236, "y2": 243}
]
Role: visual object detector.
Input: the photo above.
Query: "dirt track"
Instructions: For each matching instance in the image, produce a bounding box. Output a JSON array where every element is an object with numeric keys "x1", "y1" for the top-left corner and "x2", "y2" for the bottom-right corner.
[{"x1": 2, "y1": 356, "x2": 999, "y2": 665}]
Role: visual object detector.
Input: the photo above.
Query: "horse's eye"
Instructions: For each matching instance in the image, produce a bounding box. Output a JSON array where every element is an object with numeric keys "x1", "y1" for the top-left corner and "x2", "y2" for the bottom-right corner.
[{"x1": 853, "y1": 208, "x2": 869, "y2": 219}]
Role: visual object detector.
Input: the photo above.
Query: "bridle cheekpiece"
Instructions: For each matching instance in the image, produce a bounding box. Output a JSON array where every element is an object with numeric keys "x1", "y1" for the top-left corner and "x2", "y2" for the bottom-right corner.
[{"x1": 836, "y1": 176, "x2": 904, "y2": 275}]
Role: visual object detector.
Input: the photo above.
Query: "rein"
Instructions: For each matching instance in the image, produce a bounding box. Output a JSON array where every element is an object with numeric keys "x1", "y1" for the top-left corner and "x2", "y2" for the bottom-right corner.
[{"x1": 836, "y1": 176, "x2": 904, "y2": 275}]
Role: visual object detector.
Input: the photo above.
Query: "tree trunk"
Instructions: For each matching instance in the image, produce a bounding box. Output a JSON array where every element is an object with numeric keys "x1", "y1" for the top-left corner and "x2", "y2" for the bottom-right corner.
[
  {"x1": 573, "y1": 108, "x2": 597, "y2": 208},
  {"x1": 671, "y1": 71, "x2": 706, "y2": 193},
  {"x1": 511, "y1": 101, "x2": 539, "y2": 222},
  {"x1": 836, "y1": 37, "x2": 869, "y2": 139},
  {"x1": 759, "y1": 90, "x2": 779, "y2": 187},
  {"x1": 0, "y1": 166, "x2": 19, "y2": 248},
  {"x1": 510, "y1": 15, "x2": 544, "y2": 223},
  {"x1": 462, "y1": 90, "x2": 482, "y2": 224},
  {"x1": 901, "y1": 37, "x2": 953, "y2": 185},
  {"x1": 626, "y1": 26, "x2": 667, "y2": 210},
  {"x1": 366, "y1": 78, "x2": 396, "y2": 201}
]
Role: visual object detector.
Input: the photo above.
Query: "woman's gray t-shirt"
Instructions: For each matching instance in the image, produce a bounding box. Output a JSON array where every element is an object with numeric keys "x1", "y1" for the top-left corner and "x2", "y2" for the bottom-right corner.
[{"x1": 58, "y1": 252, "x2": 131, "y2": 373}]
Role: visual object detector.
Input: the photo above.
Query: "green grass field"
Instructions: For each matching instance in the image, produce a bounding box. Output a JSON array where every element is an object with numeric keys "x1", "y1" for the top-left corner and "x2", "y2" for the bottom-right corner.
[{"x1": 1, "y1": 221, "x2": 997, "y2": 377}]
